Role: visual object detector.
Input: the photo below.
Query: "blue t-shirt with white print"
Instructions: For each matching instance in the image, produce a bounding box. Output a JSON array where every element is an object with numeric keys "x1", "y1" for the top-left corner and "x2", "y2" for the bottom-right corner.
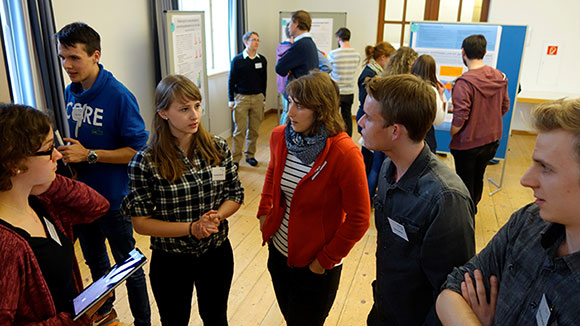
[{"x1": 65, "y1": 64, "x2": 149, "y2": 210}]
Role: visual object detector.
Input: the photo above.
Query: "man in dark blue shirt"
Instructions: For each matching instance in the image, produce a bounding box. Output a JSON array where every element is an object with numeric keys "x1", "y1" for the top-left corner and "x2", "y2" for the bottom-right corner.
[
  {"x1": 228, "y1": 31, "x2": 267, "y2": 167},
  {"x1": 358, "y1": 74, "x2": 475, "y2": 325},
  {"x1": 275, "y1": 10, "x2": 318, "y2": 85},
  {"x1": 437, "y1": 98, "x2": 580, "y2": 326}
]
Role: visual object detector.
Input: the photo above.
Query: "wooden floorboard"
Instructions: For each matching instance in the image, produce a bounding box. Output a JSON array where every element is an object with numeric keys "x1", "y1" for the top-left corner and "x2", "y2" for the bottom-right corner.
[{"x1": 74, "y1": 113, "x2": 536, "y2": 325}]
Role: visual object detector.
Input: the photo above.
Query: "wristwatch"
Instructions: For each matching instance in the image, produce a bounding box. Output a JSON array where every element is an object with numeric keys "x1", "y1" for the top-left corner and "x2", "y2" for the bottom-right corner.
[{"x1": 87, "y1": 150, "x2": 98, "y2": 164}]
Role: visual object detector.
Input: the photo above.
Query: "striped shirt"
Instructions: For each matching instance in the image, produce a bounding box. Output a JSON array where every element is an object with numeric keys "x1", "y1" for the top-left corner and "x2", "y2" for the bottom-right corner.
[
  {"x1": 328, "y1": 47, "x2": 361, "y2": 95},
  {"x1": 272, "y1": 153, "x2": 313, "y2": 257}
]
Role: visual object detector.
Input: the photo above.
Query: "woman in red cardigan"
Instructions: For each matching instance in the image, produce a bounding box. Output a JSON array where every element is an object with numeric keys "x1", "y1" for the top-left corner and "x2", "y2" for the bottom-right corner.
[
  {"x1": 257, "y1": 72, "x2": 371, "y2": 326},
  {"x1": 0, "y1": 103, "x2": 110, "y2": 325}
]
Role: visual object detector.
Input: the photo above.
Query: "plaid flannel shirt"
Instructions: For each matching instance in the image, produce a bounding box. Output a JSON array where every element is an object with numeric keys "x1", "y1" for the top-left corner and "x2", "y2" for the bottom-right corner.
[
  {"x1": 443, "y1": 204, "x2": 580, "y2": 325},
  {"x1": 122, "y1": 136, "x2": 244, "y2": 255}
]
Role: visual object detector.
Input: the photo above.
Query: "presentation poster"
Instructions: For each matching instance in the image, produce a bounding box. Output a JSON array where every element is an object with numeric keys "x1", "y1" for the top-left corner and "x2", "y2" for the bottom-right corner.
[
  {"x1": 411, "y1": 23, "x2": 502, "y2": 105},
  {"x1": 170, "y1": 14, "x2": 206, "y2": 113},
  {"x1": 281, "y1": 17, "x2": 334, "y2": 55}
]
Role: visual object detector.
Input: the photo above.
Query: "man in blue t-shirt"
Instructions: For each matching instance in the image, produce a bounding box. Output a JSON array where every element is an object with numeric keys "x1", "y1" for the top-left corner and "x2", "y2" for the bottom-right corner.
[{"x1": 55, "y1": 22, "x2": 150, "y2": 326}]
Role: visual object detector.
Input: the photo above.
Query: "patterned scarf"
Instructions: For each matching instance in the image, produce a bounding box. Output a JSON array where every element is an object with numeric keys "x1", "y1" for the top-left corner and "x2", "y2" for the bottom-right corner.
[
  {"x1": 367, "y1": 58, "x2": 384, "y2": 76},
  {"x1": 285, "y1": 124, "x2": 328, "y2": 165}
]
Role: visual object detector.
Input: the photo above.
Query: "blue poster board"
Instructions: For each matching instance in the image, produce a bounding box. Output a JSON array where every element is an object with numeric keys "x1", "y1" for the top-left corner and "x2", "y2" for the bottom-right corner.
[{"x1": 410, "y1": 22, "x2": 527, "y2": 159}]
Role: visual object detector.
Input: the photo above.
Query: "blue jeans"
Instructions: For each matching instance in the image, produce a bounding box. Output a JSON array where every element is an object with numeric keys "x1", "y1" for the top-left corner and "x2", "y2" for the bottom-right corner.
[{"x1": 75, "y1": 210, "x2": 151, "y2": 326}]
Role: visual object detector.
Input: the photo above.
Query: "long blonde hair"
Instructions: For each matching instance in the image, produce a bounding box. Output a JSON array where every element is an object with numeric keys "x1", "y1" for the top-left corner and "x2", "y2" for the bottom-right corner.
[{"x1": 151, "y1": 75, "x2": 224, "y2": 182}]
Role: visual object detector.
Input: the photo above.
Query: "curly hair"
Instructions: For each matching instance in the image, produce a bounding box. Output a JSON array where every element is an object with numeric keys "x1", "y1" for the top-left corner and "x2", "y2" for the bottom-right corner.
[
  {"x1": 383, "y1": 46, "x2": 418, "y2": 76},
  {"x1": 0, "y1": 103, "x2": 52, "y2": 191}
]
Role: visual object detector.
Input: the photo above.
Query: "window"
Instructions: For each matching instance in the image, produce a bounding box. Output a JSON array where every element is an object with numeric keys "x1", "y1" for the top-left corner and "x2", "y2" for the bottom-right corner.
[
  {"x1": 377, "y1": 0, "x2": 491, "y2": 46},
  {"x1": 179, "y1": 0, "x2": 230, "y2": 75}
]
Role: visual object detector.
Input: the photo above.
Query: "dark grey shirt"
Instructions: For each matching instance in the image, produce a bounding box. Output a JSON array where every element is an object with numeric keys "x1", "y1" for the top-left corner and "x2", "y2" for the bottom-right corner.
[
  {"x1": 372, "y1": 145, "x2": 475, "y2": 326},
  {"x1": 443, "y1": 204, "x2": 580, "y2": 326}
]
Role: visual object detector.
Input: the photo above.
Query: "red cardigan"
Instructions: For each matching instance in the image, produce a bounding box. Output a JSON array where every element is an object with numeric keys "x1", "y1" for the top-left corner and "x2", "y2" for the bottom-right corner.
[
  {"x1": 0, "y1": 175, "x2": 110, "y2": 325},
  {"x1": 258, "y1": 125, "x2": 370, "y2": 269}
]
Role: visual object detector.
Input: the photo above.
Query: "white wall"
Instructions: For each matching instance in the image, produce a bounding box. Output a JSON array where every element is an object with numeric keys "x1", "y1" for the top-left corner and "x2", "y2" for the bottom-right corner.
[
  {"x1": 489, "y1": 0, "x2": 580, "y2": 131},
  {"x1": 52, "y1": 1, "x2": 157, "y2": 131},
  {"x1": 248, "y1": 0, "x2": 381, "y2": 116}
]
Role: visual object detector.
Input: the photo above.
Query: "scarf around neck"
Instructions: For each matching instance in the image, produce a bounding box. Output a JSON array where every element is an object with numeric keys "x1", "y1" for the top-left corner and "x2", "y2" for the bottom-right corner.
[
  {"x1": 367, "y1": 58, "x2": 384, "y2": 76},
  {"x1": 285, "y1": 124, "x2": 328, "y2": 165}
]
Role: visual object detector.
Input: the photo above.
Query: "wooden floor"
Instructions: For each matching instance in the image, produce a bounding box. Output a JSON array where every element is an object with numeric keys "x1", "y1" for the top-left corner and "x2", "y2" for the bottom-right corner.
[{"x1": 75, "y1": 112, "x2": 537, "y2": 325}]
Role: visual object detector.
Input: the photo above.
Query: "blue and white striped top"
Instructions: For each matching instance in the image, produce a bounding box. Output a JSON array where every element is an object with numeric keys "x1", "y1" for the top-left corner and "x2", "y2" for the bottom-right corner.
[
  {"x1": 272, "y1": 153, "x2": 313, "y2": 257},
  {"x1": 328, "y1": 47, "x2": 361, "y2": 95}
]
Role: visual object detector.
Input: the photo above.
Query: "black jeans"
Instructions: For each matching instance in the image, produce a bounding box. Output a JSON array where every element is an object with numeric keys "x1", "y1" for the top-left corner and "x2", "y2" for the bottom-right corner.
[
  {"x1": 451, "y1": 140, "x2": 499, "y2": 208},
  {"x1": 339, "y1": 94, "x2": 355, "y2": 136},
  {"x1": 267, "y1": 245, "x2": 342, "y2": 326},
  {"x1": 149, "y1": 240, "x2": 234, "y2": 326}
]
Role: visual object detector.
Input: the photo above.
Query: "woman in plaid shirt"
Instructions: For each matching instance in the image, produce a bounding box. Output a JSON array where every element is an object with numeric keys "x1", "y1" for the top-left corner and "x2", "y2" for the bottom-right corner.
[{"x1": 122, "y1": 75, "x2": 244, "y2": 326}]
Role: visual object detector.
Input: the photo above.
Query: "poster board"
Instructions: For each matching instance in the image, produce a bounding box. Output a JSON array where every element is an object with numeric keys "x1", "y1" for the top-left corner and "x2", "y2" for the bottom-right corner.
[
  {"x1": 279, "y1": 12, "x2": 347, "y2": 55},
  {"x1": 164, "y1": 11, "x2": 210, "y2": 127},
  {"x1": 410, "y1": 22, "x2": 527, "y2": 159}
]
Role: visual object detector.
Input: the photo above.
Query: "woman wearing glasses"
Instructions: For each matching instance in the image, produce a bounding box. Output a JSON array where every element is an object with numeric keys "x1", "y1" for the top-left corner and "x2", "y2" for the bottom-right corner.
[
  {"x1": 257, "y1": 72, "x2": 370, "y2": 326},
  {"x1": 0, "y1": 103, "x2": 110, "y2": 325}
]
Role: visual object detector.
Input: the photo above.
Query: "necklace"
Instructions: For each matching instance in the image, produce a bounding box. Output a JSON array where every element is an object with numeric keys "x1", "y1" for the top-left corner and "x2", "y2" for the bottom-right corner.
[{"x1": 0, "y1": 202, "x2": 41, "y2": 224}]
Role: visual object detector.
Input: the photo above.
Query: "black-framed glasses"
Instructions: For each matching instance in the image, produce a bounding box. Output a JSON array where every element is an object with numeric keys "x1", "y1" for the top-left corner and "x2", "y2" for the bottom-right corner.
[{"x1": 34, "y1": 144, "x2": 55, "y2": 160}]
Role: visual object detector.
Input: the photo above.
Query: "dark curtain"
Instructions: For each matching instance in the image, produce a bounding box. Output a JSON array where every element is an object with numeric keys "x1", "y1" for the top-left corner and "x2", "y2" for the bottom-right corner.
[
  {"x1": 151, "y1": 0, "x2": 178, "y2": 84},
  {"x1": 233, "y1": 0, "x2": 246, "y2": 54},
  {"x1": 26, "y1": 0, "x2": 68, "y2": 136}
]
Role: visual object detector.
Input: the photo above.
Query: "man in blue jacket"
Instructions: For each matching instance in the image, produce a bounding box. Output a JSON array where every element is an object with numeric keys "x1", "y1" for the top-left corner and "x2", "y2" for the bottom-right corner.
[
  {"x1": 55, "y1": 22, "x2": 150, "y2": 326},
  {"x1": 275, "y1": 10, "x2": 318, "y2": 86}
]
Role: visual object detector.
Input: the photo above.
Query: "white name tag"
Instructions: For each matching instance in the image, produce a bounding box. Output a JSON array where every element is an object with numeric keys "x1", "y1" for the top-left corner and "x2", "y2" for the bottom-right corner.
[
  {"x1": 536, "y1": 294, "x2": 551, "y2": 326},
  {"x1": 255, "y1": 62, "x2": 263, "y2": 69},
  {"x1": 44, "y1": 217, "x2": 62, "y2": 246},
  {"x1": 388, "y1": 217, "x2": 408, "y2": 241},
  {"x1": 72, "y1": 106, "x2": 83, "y2": 122},
  {"x1": 212, "y1": 167, "x2": 226, "y2": 181}
]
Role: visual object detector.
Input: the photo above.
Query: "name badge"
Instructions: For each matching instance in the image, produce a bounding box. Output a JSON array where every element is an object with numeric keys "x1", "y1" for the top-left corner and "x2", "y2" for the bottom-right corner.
[
  {"x1": 72, "y1": 106, "x2": 84, "y2": 122},
  {"x1": 212, "y1": 167, "x2": 226, "y2": 181},
  {"x1": 255, "y1": 62, "x2": 263, "y2": 69},
  {"x1": 536, "y1": 294, "x2": 551, "y2": 326},
  {"x1": 388, "y1": 217, "x2": 408, "y2": 242},
  {"x1": 44, "y1": 217, "x2": 62, "y2": 246}
]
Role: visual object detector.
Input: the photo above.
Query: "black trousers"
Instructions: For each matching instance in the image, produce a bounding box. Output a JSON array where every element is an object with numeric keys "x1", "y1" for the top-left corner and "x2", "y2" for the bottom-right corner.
[
  {"x1": 149, "y1": 240, "x2": 234, "y2": 326},
  {"x1": 267, "y1": 245, "x2": 342, "y2": 326},
  {"x1": 451, "y1": 140, "x2": 499, "y2": 208},
  {"x1": 339, "y1": 94, "x2": 355, "y2": 137}
]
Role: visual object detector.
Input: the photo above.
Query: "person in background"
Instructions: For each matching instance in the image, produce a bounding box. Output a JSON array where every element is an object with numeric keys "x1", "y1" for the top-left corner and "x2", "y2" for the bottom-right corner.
[
  {"x1": 357, "y1": 42, "x2": 395, "y2": 179},
  {"x1": 358, "y1": 75, "x2": 474, "y2": 325},
  {"x1": 276, "y1": 23, "x2": 293, "y2": 125},
  {"x1": 437, "y1": 98, "x2": 580, "y2": 325},
  {"x1": 328, "y1": 27, "x2": 361, "y2": 137},
  {"x1": 317, "y1": 49, "x2": 333, "y2": 74},
  {"x1": 55, "y1": 22, "x2": 150, "y2": 326},
  {"x1": 257, "y1": 72, "x2": 370, "y2": 326},
  {"x1": 276, "y1": 10, "x2": 319, "y2": 115},
  {"x1": 411, "y1": 54, "x2": 446, "y2": 153},
  {"x1": 228, "y1": 30, "x2": 267, "y2": 168},
  {"x1": 450, "y1": 34, "x2": 510, "y2": 211},
  {"x1": 0, "y1": 103, "x2": 110, "y2": 325},
  {"x1": 122, "y1": 75, "x2": 244, "y2": 326},
  {"x1": 365, "y1": 46, "x2": 418, "y2": 199}
]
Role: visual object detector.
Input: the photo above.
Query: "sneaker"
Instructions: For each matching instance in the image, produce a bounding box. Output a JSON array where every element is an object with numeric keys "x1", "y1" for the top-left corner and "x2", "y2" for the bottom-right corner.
[
  {"x1": 246, "y1": 157, "x2": 258, "y2": 167},
  {"x1": 92, "y1": 308, "x2": 120, "y2": 326},
  {"x1": 488, "y1": 159, "x2": 500, "y2": 165}
]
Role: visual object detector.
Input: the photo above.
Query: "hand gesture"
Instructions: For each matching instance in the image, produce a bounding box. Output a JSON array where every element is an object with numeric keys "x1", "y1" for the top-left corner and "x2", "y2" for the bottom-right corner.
[
  {"x1": 58, "y1": 138, "x2": 88, "y2": 163},
  {"x1": 190, "y1": 210, "x2": 220, "y2": 239},
  {"x1": 461, "y1": 269, "x2": 498, "y2": 326}
]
